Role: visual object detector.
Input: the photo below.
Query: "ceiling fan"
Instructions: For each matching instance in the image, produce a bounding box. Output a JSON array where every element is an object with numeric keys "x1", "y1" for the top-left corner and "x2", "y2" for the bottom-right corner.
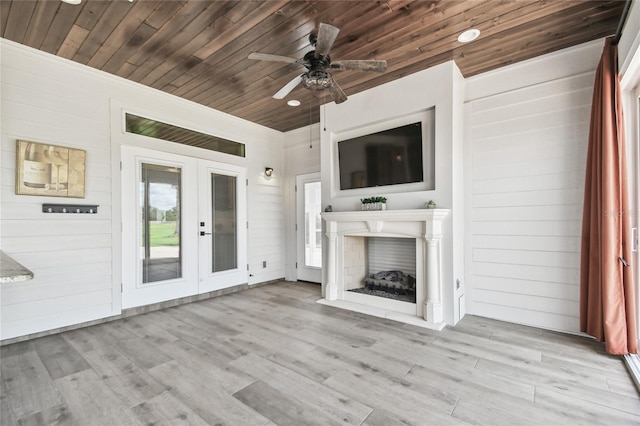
[{"x1": 248, "y1": 23, "x2": 387, "y2": 104}]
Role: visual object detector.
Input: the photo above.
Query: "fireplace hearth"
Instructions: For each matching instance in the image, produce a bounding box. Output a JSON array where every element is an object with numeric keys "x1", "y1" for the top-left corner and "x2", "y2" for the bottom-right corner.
[{"x1": 349, "y1": 287, "x2": 416, "y2": 303}]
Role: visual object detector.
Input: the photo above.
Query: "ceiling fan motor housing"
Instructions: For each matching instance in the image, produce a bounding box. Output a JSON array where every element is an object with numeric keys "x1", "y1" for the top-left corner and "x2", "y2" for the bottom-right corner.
[{"x1": 301, "y1": 69, "x2": 332, "y2": 91}]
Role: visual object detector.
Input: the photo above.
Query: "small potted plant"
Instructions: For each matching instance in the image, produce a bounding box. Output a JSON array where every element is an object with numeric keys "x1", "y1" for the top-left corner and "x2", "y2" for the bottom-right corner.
[
  {"x1": 361, "y1": 196, "x2": 387, "y2": 211},
  {"x1": 426, "y1": 200, "x2": 436, "y2": 209}
]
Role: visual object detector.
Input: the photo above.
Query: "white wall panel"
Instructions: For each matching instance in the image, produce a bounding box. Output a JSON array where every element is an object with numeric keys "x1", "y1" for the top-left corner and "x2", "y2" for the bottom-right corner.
[
  {"x1": 464, "y1": 40, "x2": 602, "y2": 333},
  {"x1": 283, "y1": 124, "x2": 321, "y2": 281},
  {"x1": 1, "y1": 39, "x2": 285, "y2": 340}
]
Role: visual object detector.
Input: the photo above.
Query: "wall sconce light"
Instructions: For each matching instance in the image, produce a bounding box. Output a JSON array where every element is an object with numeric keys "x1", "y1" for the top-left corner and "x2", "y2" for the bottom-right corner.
[{"x1": 265, "y1": 167, "x2": 274, "y2": 177}]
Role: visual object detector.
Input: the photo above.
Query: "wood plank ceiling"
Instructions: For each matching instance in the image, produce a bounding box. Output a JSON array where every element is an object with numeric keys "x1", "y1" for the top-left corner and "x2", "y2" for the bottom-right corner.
[{"x1": 0, "y1": 0, "x2": 625, "y2": 132}]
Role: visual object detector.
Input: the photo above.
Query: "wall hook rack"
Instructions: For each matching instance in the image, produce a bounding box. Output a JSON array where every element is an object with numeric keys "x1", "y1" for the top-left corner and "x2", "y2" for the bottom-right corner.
[{"x1": 42, "y1": 204, "x2": 98, "y2": 214}]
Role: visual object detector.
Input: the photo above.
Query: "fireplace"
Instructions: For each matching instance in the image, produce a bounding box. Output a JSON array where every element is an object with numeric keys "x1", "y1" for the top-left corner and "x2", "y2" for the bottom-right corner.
[
  {"x1": 344, "y1": 237, "x2": 417, "y2": 303},
  {"x1": 319, "y1": 209, "x2": 449, "y2": 330}
]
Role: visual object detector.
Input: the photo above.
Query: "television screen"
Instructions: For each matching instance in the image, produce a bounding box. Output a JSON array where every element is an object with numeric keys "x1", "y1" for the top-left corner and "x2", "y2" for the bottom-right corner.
[{"x1": 338, "y1": 122, "x2": 423, "y2": 190}]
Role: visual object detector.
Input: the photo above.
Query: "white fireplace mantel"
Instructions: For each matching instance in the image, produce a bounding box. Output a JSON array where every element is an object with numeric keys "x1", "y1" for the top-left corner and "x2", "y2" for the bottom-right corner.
[{"x1": 320, "y1": 209, "x2": 450, "y2": 330}]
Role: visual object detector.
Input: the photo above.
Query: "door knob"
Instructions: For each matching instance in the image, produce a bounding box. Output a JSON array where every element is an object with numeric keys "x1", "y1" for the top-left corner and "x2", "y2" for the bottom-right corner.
[{"x1": 200, "y1": 231, "x2": 212, "y2": 236}]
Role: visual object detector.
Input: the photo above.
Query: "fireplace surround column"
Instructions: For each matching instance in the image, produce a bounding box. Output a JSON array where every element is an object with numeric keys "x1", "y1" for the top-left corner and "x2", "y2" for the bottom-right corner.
[
  {"x1": 423, "y1": 238, "x2": 442, "y2": 323},
  {"x1": 325, "y1": 221, "x2": 338, "y2": 300}
]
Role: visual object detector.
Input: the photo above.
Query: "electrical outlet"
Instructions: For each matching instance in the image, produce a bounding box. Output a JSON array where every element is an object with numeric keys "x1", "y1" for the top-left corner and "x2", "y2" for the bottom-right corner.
[{"x1": 262, "y1": 260, "x2": 267, "y2": 268}]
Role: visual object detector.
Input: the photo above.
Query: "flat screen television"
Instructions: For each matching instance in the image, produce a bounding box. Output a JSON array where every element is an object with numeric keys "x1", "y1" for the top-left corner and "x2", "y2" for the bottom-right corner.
[{"x1": 338, "y1": 122, "x2": 424, "y2": 190}]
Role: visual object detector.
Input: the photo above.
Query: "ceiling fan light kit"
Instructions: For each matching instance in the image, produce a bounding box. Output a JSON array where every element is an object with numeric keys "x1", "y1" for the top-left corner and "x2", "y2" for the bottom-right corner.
[{"x1": 249, "y1": 23, "x2": 387, "y2": 104}]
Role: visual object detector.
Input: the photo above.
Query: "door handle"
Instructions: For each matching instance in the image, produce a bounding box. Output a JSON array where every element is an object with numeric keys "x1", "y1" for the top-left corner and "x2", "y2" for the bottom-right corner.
[{"x1": 200, "y1": 231, "x2": 212, "y2": 236}]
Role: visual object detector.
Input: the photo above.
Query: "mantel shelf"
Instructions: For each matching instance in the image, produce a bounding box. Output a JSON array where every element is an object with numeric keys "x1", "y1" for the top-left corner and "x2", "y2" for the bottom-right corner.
[{"x1": 322, "y1": 208, "x2": 450, "y2": 222}]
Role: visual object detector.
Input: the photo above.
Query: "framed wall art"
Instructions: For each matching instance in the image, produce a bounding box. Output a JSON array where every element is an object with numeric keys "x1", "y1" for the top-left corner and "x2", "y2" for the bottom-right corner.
[{"x1": 15, "y1": 140, "x2": 86, "y2": 198}]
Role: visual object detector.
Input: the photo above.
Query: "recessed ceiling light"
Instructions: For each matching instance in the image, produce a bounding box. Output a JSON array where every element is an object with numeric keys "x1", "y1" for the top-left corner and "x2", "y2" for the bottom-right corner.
[
  {"x1": 287, "y1": 100, "x2": 301, "y2": 107},
  {"x1": 457, "y1": 29, "x2": 480, "y2": 43},
  {"x1": 61, "y1": 0, "x2": 82, "y2": 4}
]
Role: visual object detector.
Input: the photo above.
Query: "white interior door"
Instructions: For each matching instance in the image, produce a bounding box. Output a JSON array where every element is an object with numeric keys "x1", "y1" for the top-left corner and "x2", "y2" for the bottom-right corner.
[
  {"x1": 198, "y1": 161, "x2": 247, "y2": 293},
  {"x1": 122, "y1": 146, "x2": 247, "y2": 309},
  {"x1": 296, "y1": 173, "x2": 322, "y2": 283}
]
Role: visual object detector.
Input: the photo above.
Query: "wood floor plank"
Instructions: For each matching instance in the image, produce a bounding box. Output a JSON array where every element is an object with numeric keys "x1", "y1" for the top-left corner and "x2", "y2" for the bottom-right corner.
[
  {"x1": 32, "y1": 334, "x2": 91, "y2": 380},
  {"x1": 362, "y1": 408, "x2": 446, "y2": 426},
  {"x1": 536, "y1": 371, "x2": 640, "y2": 415},
  {"x1": 54, "y1": 369, "x2": 143, "y2": 426},
  {"x1": 451, "y1": 391, "x2": 571, "y2": 426},
  {"x1": 157, "y1": 339, "x2": 255, "y2": 394},
  {"x1": 0, "y1": 351, "x2": 64, "y2": 419},
  {"x1": 231, "y1": 353, "x2": 373, "y2": 425},
  {"x1": 147, "y1": 360, "x2": 272, "y2": 426},
  {"x1": 224, "y1": 333, "x2": 335, "y2": 383},
  {"x1": 78, "y1": 346, "x2": 167, "y2": 408},
  {"x1": 119, "y1": 312, "x2": 182, "y2": 343},
  {"x1": 233, "y1": 380, "x2": 345, "y2": 426},
  {"x1": 113, "y1": 336, "x2": 173, "y2": 370},
  {"x1": 302, "y1": 340, "x2": 414, "y2": 379},
  {"x1": 323, "y1": 369, "x2": 463, "y2": 425},
  {"x1": 10, "y1": 403, "x2": 77, "y2": 426},
  {"x1": 475, "y1": 356, "x2": 610, "y2": 391},
  {"x1": 606, "y1": 375, "x2": 640, "y2": 399},
  {"x1": 404, "y1": 359, "x2": 535, "y2": 403},
  {"x1": 370, "y1": 337, "x2": 480, "y2": 370},
  {"x1": 163, "y1": 302, "x2": 244, "y2": 337},
  {"x1": 0, "y1": 375, "x2": 18, "y2": 426},
  {"x1": 159, "y1": 320, "x2": 249, "y2": 363},
  {"x1": 540, "y1": 351, "x2": 632, "y2": 383},
  {"x1": 534, "y1": 386, "x2": 640, "y2": 424},
  {"x1": 131, "y1": 390, "x2": 209, "y2": 426},
  {"x1": 431, "y1": 331, "x2": 543, "y2": 365}
]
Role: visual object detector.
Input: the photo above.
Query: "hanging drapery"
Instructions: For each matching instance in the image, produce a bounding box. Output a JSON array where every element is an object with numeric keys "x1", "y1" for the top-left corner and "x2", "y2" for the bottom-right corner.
[{"x1": 580, "y1": 36, "x2": 637, "y2": 355}]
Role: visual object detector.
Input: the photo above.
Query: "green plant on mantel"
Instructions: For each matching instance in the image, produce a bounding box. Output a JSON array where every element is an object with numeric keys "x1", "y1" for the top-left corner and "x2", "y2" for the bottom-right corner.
[
  {"x1": 360, "y1": 196, "x2": 387, "y2": 211},
  {"x1": 360, "y1": 196, "x2": 387, "y2": 204}
]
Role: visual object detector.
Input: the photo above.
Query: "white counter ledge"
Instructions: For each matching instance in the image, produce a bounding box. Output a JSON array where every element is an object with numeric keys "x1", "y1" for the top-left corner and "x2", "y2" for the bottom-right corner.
[{"x1": 0, "y1": 250, "x2": 34, "y2": 283}]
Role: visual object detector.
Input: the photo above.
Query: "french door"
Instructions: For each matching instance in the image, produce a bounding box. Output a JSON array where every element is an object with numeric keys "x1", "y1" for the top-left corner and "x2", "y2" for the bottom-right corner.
[
  {"x1": 296, "y1": 173, "x2": 322, "y2": 283},
  {"x1": 121, "y1": 146, "x2": 246, "y2": 309}
]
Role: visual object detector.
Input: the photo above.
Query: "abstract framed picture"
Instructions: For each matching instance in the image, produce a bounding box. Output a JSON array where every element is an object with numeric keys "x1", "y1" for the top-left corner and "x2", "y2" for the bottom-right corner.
[{"x1": 15, "y1": 140, "x2": 86, "y2": 198}]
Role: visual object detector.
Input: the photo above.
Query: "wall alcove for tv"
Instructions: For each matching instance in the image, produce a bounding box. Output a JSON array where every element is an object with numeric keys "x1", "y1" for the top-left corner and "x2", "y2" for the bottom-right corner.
[{"x1": 333, "y1": 109, "x2": 435, "y2": 197}]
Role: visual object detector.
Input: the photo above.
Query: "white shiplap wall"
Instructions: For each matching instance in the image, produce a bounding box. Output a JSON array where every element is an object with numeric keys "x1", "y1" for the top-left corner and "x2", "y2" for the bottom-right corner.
[
  {"x1": 465, "y1": 40, "x2": 604, "y2": 332},
  {"x1": 1, "y1": 39, "x2": 284, "y2": 340},
  {"x1": 1, "y1": 42, "x2": 115, "y2": 338},
  {"x1": 283, "y1": 124, "x2": 321, "y2": 281}
]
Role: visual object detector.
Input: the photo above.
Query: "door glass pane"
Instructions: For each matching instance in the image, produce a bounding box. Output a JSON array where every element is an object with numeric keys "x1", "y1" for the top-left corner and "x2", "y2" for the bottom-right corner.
[
  {"x1": 141, "y1": 163, "x2": 182, "y2": 283},
  {"x1": 212, "y1": 173, "x2": 237, "y2": 272},
  {"x1": 304, "y1": 181, "x2": 322, "y2": 268}
]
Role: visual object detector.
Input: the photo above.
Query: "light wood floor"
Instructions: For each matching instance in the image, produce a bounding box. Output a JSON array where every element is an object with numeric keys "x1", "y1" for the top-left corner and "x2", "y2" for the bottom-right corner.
[{"x1": 1, "y1": 281, "x2": 639, "y2": 425}]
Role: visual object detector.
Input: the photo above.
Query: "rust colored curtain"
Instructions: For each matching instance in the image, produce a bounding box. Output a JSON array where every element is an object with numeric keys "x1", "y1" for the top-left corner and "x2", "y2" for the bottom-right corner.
[{"x1": 580, "y1": 37, "x2": 637, "y2": 355}]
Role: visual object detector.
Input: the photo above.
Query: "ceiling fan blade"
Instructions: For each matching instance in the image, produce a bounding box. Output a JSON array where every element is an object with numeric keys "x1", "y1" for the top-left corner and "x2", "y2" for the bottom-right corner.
[
  {"x1": 331, "y1": 60, "x2": 387, "y2": 73},
  {"x1": 314, "y1": 23, "x2": 340, "y2": 59},
  {"x1": 328, "y1": 79, "x2": 347, "y2": 104},
  {"x1": 248, "y1": 52, "x2": 299, "y2": 64},
  {"x1": 273, "y1": 74, "x2": 303, "y2": 99}
]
